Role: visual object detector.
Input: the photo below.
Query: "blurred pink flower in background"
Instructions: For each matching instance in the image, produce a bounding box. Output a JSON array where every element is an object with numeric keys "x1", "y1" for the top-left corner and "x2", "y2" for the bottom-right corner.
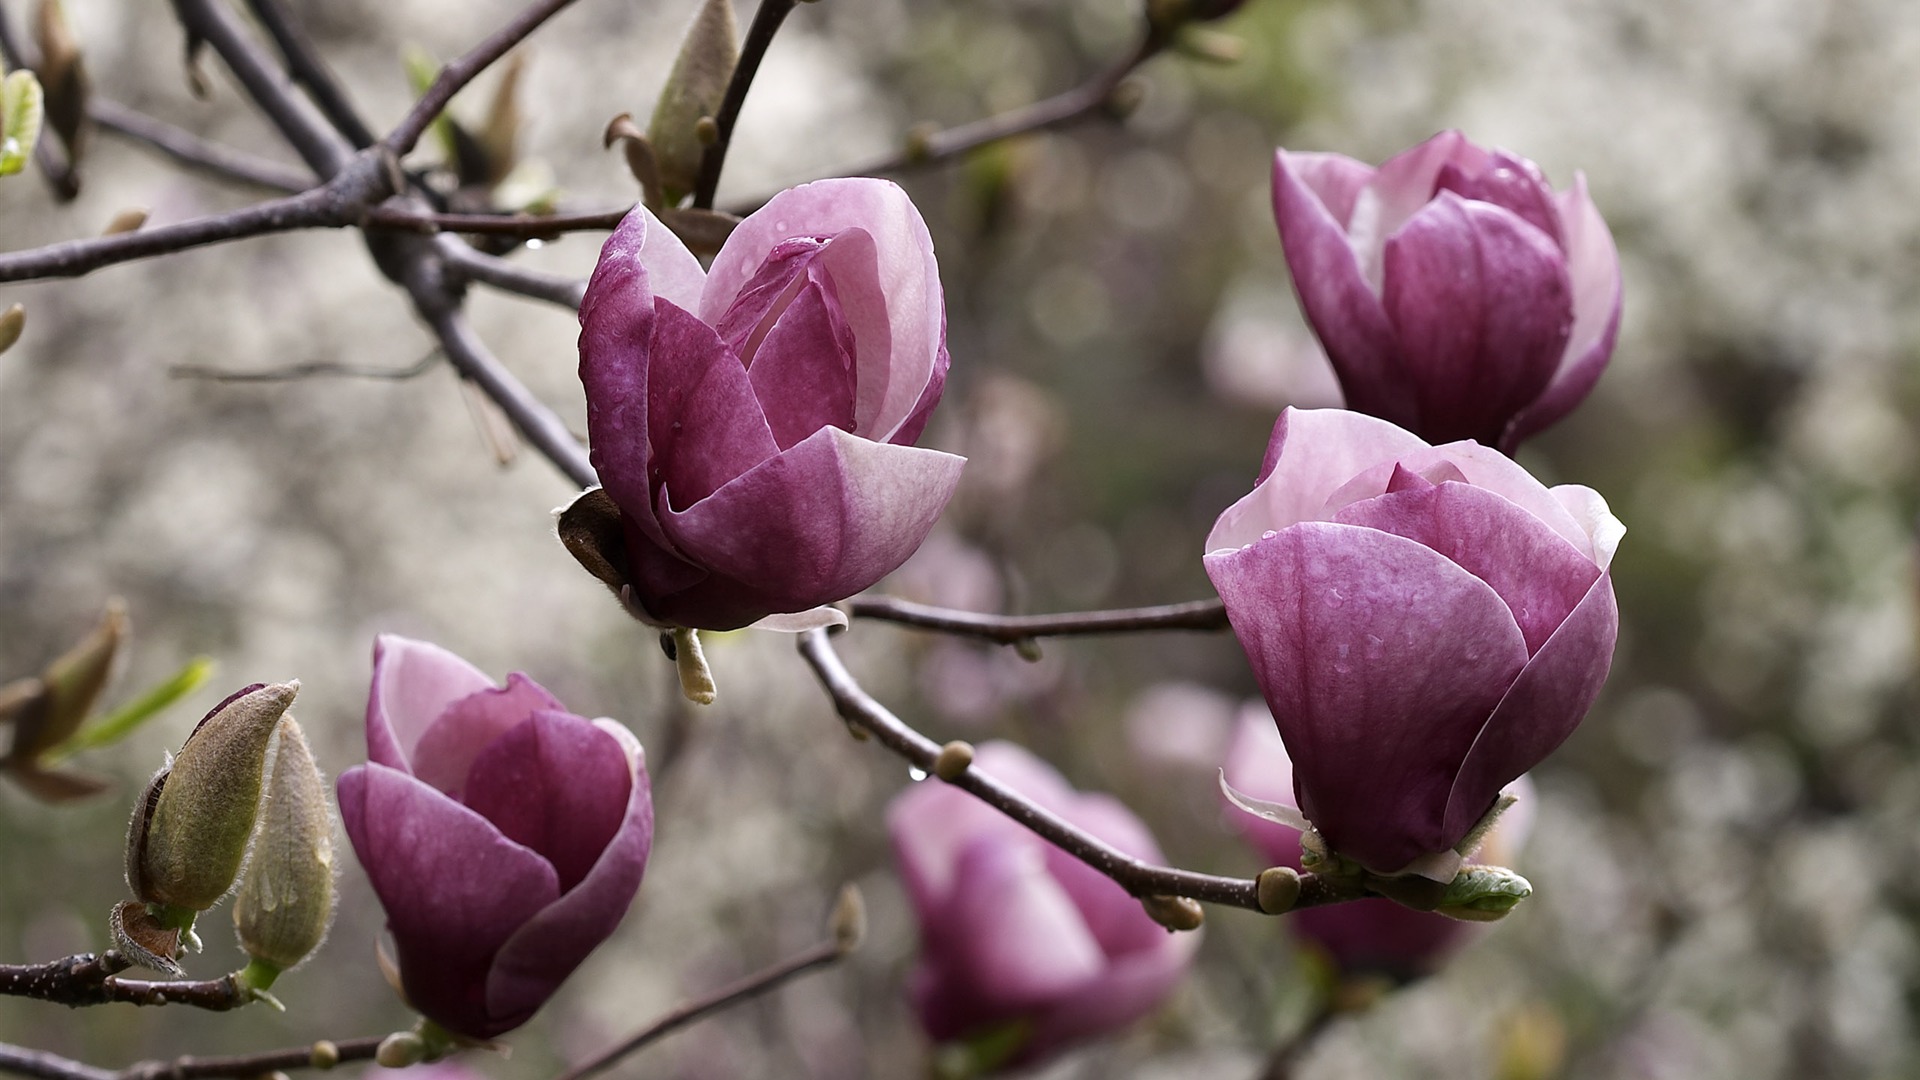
[
  {"x1": 1273, "y1": 130, "x2": 1621, "y2": 451},
  {"x1": 337, "y1": 635, "x2": 653, "y2": 1039},
  {"x1": 1224, "y1": 706, "x2": 1536, "y2": 978},
  {"x1": 888, "y1": 742, "x2": 1198, "y2": 1068},
  {"x1": 575, "y1": 178, "x2": 964, "y2": 631},
  {"x1": 1206, "y1": 407, "x2": 1617, "y2": 878}
]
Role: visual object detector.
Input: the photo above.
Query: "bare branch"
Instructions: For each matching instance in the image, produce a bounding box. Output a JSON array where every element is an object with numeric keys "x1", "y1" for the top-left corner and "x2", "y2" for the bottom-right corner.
[
  {"x1": 796, "y1": 629, "x2": 1358, "y2": 914},
  {"x1": 118, "y1": 1036, "x2": 386, "y2": 1080},
  {"x1": 0, "y1": 952, "x2": 255, "y2": 1011},
  {"x1": 554, "y1": 939, "x2": 846, "y2": 1080},
  {"x1": 690, "y1": 0, "x2": 798, "y2": 209},
  {"x1": 435, "y1": 236, "x2": 585, "y2": 309},
  {"x1": 0, "y1": 1044, "x2": 114, "y2": 1080},
  {"x1": 0, "y1": 185, "x2": 347, "y2": 282},
  {"x1": 167, "y1": 0, "x2": 355, "y2": 177},
  {"x1": 385, "y1": 0, "x2": 582, "y2": 158},
  {"x1": 241, "y1": 0, "x2": 376, "y2": 147},
  {"x1": 845, "y1": 594, "x2": 1228, "y2": 643},
  {"x1": 169, "y1": 349, "x2": 440, "y2": 382},
  {"x1": 361, "y1": 204, "x2": 629, "y2": 237},
  {"x1": 90, "y1": 98, "x2": 312, "y2": 194}
]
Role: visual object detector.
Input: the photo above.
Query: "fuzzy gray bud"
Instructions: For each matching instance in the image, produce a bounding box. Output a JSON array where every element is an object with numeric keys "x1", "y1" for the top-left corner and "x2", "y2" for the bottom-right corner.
[{"x1": 234, "y1": 717, "x2": 336, "y2": 973}]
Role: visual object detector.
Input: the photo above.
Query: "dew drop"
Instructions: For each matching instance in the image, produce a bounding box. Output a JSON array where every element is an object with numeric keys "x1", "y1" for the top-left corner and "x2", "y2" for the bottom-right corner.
[{"x1": 907, "y1": 766, "x2": 928, "y2": 782}]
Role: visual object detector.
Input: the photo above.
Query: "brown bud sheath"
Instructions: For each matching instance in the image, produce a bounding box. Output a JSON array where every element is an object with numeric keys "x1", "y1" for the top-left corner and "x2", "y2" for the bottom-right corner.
[
  {"x1": 234, "y1": 717, "x2": 336, "y2": 973},
  {"x1": 129, "y1": 681, "x2": 297, "y2": 911}
]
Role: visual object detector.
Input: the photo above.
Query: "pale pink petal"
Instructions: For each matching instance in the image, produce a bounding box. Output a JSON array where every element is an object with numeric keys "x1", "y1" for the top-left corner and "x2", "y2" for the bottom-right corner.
[
  {"x1": 944, "y1": 838, "x2": 1106, "y2": 1008},
  {"x1": 1550, "y1": 484, "x2": 1625, "y2": 570},
  {"x1": 367, "y1": 635, "x2": 495, "y2": 774},
  {"x1": 1205, "y1": 408, "x2": 1429, "y2": 553}
]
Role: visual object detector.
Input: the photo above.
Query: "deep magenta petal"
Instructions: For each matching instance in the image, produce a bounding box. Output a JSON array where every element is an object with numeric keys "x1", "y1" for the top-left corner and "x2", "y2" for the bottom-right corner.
[
  {"x1": 660, "y1": 427, "x2": 964, "y2": 620},
  {"x1": 1503, "y1": 174, "x2": 1623, "y2": 450},
  {"x1": 337, "y1": 764, "x2": 560, "y2": 1040},
  {"x1": 1381, "y1": 193, "x2": 1573, "y2": 445},
  {"x1": 1332, "y1": 481, "x2": 1600, "y2": 653},
  {"x1": 1273, "y1": 151, "x2": 1416, "y2": 426},
  {"x1": 1442, "y1": 572, "x2": 1617, "y2": 840},
  {"x1": 365, "y1": 635, "x2": 495, "y2": 774},
  {"x1": 487, "y1": 720, "x2": 653, "y2": 1026},
  {"x1": 1435, "y1": 149, "x2": 1563, "y2": 248},
  {"x1": 747, "y1": 275, "x2": 859, "y2": 449},
  {"x1": 409, "y1": 673, "x2": 565, "y2": 800},
  {"x1": 1205, "y1": 524, "x2": 1529, "y2": 871},
  {"x1": 645, "y1": 300, "x2": 779, "y2": 510},
  {"x1": 460, "y1": 711, "x2": 631, "y2": 891},
  {"x1": 581, "y1": 216, "x2": 663, "y2": 533}
]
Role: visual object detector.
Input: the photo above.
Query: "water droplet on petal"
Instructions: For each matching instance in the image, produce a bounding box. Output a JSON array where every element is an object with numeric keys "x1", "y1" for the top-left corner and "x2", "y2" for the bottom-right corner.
[{"x1": 907, "y1": 766, "x2": 928, "y2": 782}]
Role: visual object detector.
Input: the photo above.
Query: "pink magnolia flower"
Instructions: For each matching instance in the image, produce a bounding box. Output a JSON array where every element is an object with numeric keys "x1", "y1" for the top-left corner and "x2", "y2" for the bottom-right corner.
[
  {"x1": 1273, "y1": 131, "x2": 1621, "y2": 451},
  {"x1": 888, "y1": 742, "x2": 1198, "y2": 1066},
  {"x1": 1224, "y1": 707, "x2": 1535, "y2": 978},
  {"x1": 336, "y1": 636, "x2": 653, "y2": 1039},
  {"x1": 1205, "y1": 407, "x2": 1618, "y2": 877},
  {"x1": 573, "y1": 178, "x2": 965, "y2": 631}
]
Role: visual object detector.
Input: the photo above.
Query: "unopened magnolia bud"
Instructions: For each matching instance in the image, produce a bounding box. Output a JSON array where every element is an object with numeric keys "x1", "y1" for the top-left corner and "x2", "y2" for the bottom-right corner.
[
  {"x1": 234, "y1": 717, "x2": 336, "y2": 974},
  {"x1": 0, "y1": 303, "x2": 22, "y2": 352},
  {"x1": 1434, "y1": 865, "x2": 1533, "y2": 923},
  {"x1": 932, "y1": 740, "x2": 973, "y2": 781},
  {"x1": 1140, "y1": 894, "x2": 1204, "y2": 932},
  {"x1": 308, "y1": 1041, "x2": 340, "y2": 1069},
  {"x1": 1256, "y1": 866, "x2": 1300, "y2": 914},
  {"x1": 374, "y1": 1032, "x2": 426, "y2": 1068},
  {"x1": 10, "y1": 598, "x2": 124, "y2": 764},
  {"x1": 128, "y1": 681, "x2": 297, "y2": 911},
  {"x1": 830, "y1": 882, "x2": 866, "y2": 954},
  {"x1": 648, "y1": 0, "x2": 737, "y2": 204},
  {"x1": 0, "y1": 71, "x2": 43, "y2": 178}
]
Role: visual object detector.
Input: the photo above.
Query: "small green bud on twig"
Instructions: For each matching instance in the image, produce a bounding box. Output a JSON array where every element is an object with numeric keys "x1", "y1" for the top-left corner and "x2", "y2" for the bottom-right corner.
[
  {"x1": 1435, "y1": 865, "x2": 1533, "y2": 922},
  {"x1": 308, "y1": 1041, "x2": 341, "y2": 1070},
  {"x1": 374, "y1": 1032, "x2": 426, "y2": 1068}
]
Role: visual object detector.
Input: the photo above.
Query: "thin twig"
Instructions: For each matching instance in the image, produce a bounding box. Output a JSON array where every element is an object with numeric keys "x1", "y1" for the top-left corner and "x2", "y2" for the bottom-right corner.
[
  {"x1": 119, "y1": 1036, "x2": 386, "y2": 1080},
  {"x1": 554, "y1": 940, "x2": 844, "y2": 1080},
  {"x1": 385, "y1": 0, "x2": 581, "y2": 157},
  {"x1": 856, "y1": 31, "x2": 1165, "y2": 175},
  {"x1": 690, "y1": 0, "x2": 798, "y2": 209},
  {"x1": 241, "y1": 0, "x2": 376, "y2": 147},
  {"x1": 845, "y1": 594, "x2": 1228, "y2": 643},
  {"x1": 400, "y1": 252, "x2": 595, "y2": 487},
  {"x1": 0, "y1": 952, "x2": 253, "y2": 1010},
  {"x1": 167, "y1": 0, "x2": 355, "y2": 177},
  {"x1": 169, "y1": 349, "x2": 440, "y2": 382},
  {"x1": 0, "y1": 185, "x2": 348, "y2": 282},
  {"x1": 90, "y1": 98, "x2": 312, "y2": 194},
  {"x1": 0, "y1": 1043, "x2": 114, "y2": 1080},
  {"x1": 797, "y1": 629, "x2": 1355, "y2": 914},
  {"x1": 361, "y1": 204, "x2": 629, "y2": 237},
  {"x1": 435, "y1": 236, "x2": 586, "y2": 309}
]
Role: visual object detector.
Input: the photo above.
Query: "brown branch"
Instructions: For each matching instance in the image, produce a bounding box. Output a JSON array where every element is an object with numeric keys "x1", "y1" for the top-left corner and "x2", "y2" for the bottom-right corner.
[
  {"x1": 118, "y1": 1036, "x2": 385, "y2": 1080},
  {"x1": 435, "y1": 236, "x2": 585, "y2": 309},
  {"x1": 554, "y1": 940, "x2": 845, "y2": 1080},
  {"x1": 385, "y1": 0, "x2": 582, "y2": 158},
  {"x1": 167, "y1": 0, "x2": 355, "y2": 177},
  {"x1": 0, "y1": 1043, "x2": 114, "y2": 1080},
  {"x1": 844, "y1": 594, "x2": 1228, "y2": 643},
  {"x1": 690, "y1": 0, "x2": 798, "y2": 209},
  {"x1": 796, "y1": 629, "x2": 1356, "y2": 914},
  {"x1": 857, "y1": 31, "x2": 1166, "y2": 176},
  {"x1": 90, "y1": 98, "x2": 312, "y2": 194},
  {"x1": 241, "y1": 0, "x2": 376, "y2": 147},
  {"x1": 361, "y1": 205, "x2": 629, "y2": 237},
  {"x1": 0, "y1": 952, "x2": 252, "y2": 1011}
]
